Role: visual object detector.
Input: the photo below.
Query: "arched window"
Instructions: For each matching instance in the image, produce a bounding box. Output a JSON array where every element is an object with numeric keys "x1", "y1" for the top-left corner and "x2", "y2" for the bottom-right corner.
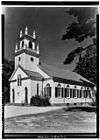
[
  {"x1": 77, "y1": 89, "x2": 80, "y2": 98},
  {"x1": 83, "y1": 90, "x2": 86, "y2": 98},
  {"x1": 87, "y1": 90, "x2": 91, "y2": 98},
  {"x1": 25, "y1": 87, "x2": 28, "y2": 103},
  {"x1": 29, "y1": 41, "x2": 32, "y2": 49},
  {"x1": 55, "y1": 84, "x2": 61, "y2": 98},
  {"x1": 44, "y1": 83, "x2": 51, "y2": 97},
  {"x1": 18, "y1": 57, "x2": 21, "y2": 61},
  {"x1": 17, "y1": 74, "x2": 21, "y2": 86},
  {"x1": 65, "y1": 85, "x2": 70, "y2": 98},
  {"x1": 80, "y1": 90, "x2": 82, "y2": 98},
  {"x1": 73, "y1": 86, "x2": 77, "y2": 98},
  {"x1": 12, "y1": 89, "x2": 15, "y2": 103},
  {"x1": 70, "y1": 89, "x2": 73, "y2": 98},
  {"x1": 22, "y1": 41, "x2": 24, "y2": 48}
]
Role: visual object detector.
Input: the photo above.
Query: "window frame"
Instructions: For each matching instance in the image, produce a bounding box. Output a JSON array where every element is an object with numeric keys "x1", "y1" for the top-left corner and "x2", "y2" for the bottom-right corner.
[
  {"x1": 29, "y1": 41, "x2": 32, "y2": 49},
  {"x1": 56, "y1": 84, "x2": 61, "y2": 98},
  {"x1": 65, "y1": 87, "x2": 70, "y2": 98},
  {"x1": 73, "y1": 88, "x2": 77, "y2": 98},
  {"x1": 17, "y1": 74, "x2": 21, "y2": 86}
]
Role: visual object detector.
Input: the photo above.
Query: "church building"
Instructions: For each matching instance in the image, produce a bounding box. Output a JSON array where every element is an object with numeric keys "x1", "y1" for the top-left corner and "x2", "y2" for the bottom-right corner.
[{"x1": 9, "y1": 26, "x2": 95, "y2": 105}]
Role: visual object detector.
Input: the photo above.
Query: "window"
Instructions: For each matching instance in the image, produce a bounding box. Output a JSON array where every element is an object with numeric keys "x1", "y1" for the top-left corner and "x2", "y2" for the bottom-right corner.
[
  {"x1": 22, "y1": 41, "x2": 24, "y2": 47},
  {"x1": 44, "y1": 83, "x2": 51, "y2": 97},
  {"x1": 30, "y1": 57, "x2": 34, "y2": 62},
  {"x1": 12, "y1": 89, "x2": 15, "y2": 103},
  {"x1": 80, "y1": 90, "x2": 82, "y2": 98},
  {"x1": 87, "y1": 90, "x2": 91, "y2": 98},
  {"x1": 25, "y1": 87, "x2": 28, "y2": 103},
  {"x1": 18, "y1": 57, "x2": 21, "y2": 61},
  {"x1": 70, "y1": 89, "x2": 73, "y2": 98},
  {"x1": 77, "y1": 89, "x2": 80, "y2": 98},
  {"x1": 73, "y1": 89, "x2": 77, "y2": 98},
  {"x1": 83, "y1": 90, "x2": 86, "y2": 98},
  {"x1": 65, "y1": 87, "x2": 70, "y2": 98},
  {"x1": 57, "y1": 84, "x2": 61, "y2": 97},
  {"x1": 62, "y1": 88, "x2": 65, "y2": 97},
  {"x1": 37, "y1": 84, "x2": 39, "y2": 96},
  {"x1": 29, "y1": 41, "x2": 32, "y2": 49},
  {"x1": 55, "y1": 84, "x2": 61, "y2": 98},
  {"x1": 17, "y1": 74, "x2": 21, "y2": 86},
  {"x1": 84, "y1": 90, "x2": 87, "y2": 98}
]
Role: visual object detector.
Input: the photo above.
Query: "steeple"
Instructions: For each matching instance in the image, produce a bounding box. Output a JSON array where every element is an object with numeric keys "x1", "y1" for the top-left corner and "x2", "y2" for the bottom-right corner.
[
  {"x1": 15, "y1": 26, "x2": 40, "y2": 70},
  {"x1": 20, "y1": 30, "x2": 22, "y2": 38},
  {"x1": 33, "y1": 30, "x2": 36, "y2": 39},
  {"x1": 25, "y1": 26, "x2": 28, "y2": 35}
]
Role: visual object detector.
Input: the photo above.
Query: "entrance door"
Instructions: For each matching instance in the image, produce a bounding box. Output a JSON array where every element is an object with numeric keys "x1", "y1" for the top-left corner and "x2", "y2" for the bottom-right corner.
[{"x1": 25, "y1": 87, "x2": 28, "y2": 103}]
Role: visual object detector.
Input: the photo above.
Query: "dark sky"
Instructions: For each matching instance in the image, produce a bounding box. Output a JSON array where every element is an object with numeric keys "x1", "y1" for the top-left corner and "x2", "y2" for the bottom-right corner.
[{"x1": 3, "y1": 7, "x2": 94, "y2": 71}]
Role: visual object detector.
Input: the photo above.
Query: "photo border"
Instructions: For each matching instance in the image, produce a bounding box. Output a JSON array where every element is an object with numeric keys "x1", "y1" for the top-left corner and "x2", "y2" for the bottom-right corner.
[{"x1": 2, "y1": 1, "x2": 99, "y2": 138}]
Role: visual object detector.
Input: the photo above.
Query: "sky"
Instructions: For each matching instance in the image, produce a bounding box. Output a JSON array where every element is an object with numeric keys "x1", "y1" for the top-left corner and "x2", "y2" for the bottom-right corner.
[{"x1": 3, "y1": 7, "x2": 95, "y2": 71}]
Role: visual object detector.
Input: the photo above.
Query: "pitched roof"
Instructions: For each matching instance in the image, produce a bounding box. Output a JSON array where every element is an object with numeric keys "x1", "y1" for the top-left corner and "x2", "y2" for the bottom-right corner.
[
  {"x1": 9, "y1": 65, "x2": 44, "y2": 81},
  {"x1": 24, "y1": 69, "x2": 44, "y2": 80},
  {"x1": 18, "y1": 65, "x2": 44, "y2": 80},
  {"x1": 9, "y1": 64, "x2": 95, "y2": 86},
  {"x1": 39, "y1": 63, "x2": 94, "y2": 85}
]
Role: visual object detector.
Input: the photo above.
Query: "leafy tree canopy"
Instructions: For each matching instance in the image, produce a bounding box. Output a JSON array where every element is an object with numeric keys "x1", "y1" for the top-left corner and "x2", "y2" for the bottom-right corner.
[
  {"x1": 62, "y1": 7, "x2": 97, "y2": 42},
  {"x1": 62, "y1": 7, "x2": 98, "y2": 84},
  {"x1": 3, "y1": 59, "x2": 14, "y2": 103}
]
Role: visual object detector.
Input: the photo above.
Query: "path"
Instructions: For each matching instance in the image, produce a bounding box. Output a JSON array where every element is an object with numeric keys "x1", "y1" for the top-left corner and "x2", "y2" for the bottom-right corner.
[{"x1": 4, "y1": 105, "x2": 65, "y2": 119}]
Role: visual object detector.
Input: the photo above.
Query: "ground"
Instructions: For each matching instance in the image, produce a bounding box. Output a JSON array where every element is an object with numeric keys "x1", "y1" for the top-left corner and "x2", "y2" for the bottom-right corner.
[{"x1": 4, "y1": 106, "x2": 96, "y2": 133}]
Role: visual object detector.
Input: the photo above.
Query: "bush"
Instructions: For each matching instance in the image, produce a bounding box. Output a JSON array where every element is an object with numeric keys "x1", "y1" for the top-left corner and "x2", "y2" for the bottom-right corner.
[
  {"x1": 89, "y1": 101, "x2": 96, "y2": 106},
  {"x1": 30, "y1": 95, "x2": 51, "y2": 106}
]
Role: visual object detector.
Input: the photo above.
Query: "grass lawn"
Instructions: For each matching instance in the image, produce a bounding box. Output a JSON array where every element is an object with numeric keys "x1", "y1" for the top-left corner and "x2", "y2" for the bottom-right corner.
[{"x1": 4, "y1": 108, "x2": 96, "y2": 133}]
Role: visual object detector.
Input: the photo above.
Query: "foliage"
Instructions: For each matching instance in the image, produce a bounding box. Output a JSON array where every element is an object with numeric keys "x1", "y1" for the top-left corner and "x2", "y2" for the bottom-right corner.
[
  {"x1": 64, "y1": 47, "x2": 85, "y2": 64},
  {"x1": 30, "y1": 95, "x2": 51, "y2": 106},
  {"x1": 62, "y1": 7, "x2": 97, "y2": 42},
  {"x1": 3, "y1": 59, "x2": 14, "y2": 103},
  {"x1": 74, "y1": 45, "x2": 97, "y2": 84},
  {"x1": 62, "y1": 7, "x2": 97, "y2": 84}
]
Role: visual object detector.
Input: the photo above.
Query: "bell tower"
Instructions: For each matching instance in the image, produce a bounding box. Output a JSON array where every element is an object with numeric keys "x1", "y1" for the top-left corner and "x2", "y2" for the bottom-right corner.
[{"x1": 15, "y1": 26, "x2": 40, "y2": 72}]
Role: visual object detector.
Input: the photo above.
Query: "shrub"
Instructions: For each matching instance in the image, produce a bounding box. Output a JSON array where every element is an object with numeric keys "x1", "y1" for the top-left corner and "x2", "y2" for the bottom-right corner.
[
  {"x1": 30, "y1": 95, "x2": 51, "y2": 106},
  {"x1": 89, "y1": 101, "x2": 96, "y2": 106}
]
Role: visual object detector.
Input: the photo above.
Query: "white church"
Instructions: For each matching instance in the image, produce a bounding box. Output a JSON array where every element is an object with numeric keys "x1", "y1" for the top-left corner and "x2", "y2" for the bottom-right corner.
[{"x1": 9, "y1": 26, "x2": 95, "y2": 105}]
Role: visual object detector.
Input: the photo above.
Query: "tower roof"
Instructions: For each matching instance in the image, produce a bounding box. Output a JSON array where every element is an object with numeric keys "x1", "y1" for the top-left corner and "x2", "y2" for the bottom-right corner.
[{"x1": 18, "y1": 34, "x2": 37, "y2": 42}]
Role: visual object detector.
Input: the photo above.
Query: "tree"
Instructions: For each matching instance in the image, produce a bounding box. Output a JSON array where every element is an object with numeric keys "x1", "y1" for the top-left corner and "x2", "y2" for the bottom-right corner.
[
  {"x1": 62, "y1": 7, "x2": 97, "y2": 84},
  {"x1": 3, "y1": 59, "x2": 14, "y2": 103}
]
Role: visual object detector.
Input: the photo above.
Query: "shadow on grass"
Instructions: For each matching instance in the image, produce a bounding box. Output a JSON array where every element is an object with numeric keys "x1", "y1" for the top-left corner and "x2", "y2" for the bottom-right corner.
[{"x1": 64, "y1": 106, "x2": 96, "y2": 113}]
